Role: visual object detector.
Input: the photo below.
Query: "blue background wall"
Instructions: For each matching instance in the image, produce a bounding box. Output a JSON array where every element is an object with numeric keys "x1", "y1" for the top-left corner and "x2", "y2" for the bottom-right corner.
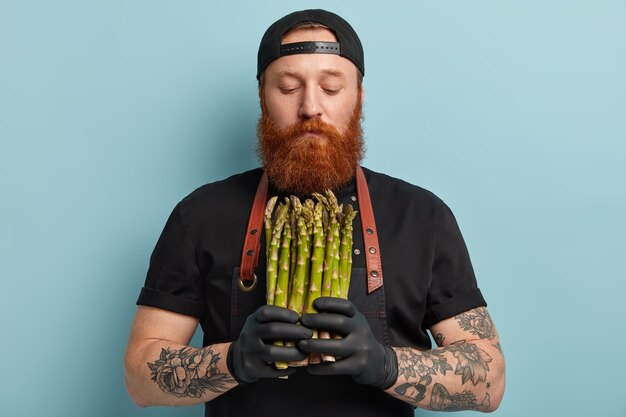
[{"x1": 1, "y1": 1, "x2": 625, "y2": 416}]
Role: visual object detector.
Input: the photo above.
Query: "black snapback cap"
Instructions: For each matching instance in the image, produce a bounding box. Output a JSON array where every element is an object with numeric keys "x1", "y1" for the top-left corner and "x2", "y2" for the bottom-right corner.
[{"x1": 257, "y1": 9, "x2": 364, "y2": 80}]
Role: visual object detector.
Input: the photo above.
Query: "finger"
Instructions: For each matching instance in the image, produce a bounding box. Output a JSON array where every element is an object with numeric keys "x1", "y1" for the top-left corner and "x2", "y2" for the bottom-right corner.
[
  {"x1": 297, "y1": 338, "x2": 354, "y2": 357},
  {"x1": 306, "y1": 358, "x2": 357, "y2": 376},
  {"x1": 260, "y1": 345, "x2": 310, "y2": 362},
  {"x1": 299, "y1": 313, "x2": 351, "y2": 333},
  {"x1": 261, "y1": 366, "x2": 298, "y2": 379},
  {"x1": 313, "y1": 297, "x2": 356, "y2": 317},
  {"x1": 255, "y1": 305, "x2": 301, "y2": 324},
  {"x1": 257, "y1": 322, "x2": 314, "y2": 340}
]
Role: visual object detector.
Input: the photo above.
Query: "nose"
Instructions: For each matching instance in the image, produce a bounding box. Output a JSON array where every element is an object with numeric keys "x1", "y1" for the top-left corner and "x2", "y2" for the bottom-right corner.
[{"x1": 298, "y1": 87, "x2": 322, "y2": 119}]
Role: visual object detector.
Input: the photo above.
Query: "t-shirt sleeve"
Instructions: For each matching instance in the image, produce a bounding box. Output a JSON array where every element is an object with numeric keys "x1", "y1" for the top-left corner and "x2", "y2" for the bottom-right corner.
[
  {"x1": 422, "y1": 201, "x2": 486, "y2": 328},
  {"x1": 136, "y1": 200, "x2": 205, "y2": 318}
]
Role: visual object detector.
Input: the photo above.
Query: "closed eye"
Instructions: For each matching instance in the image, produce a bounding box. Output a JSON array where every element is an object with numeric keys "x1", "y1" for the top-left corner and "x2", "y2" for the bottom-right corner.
[
  {"x1": 279, "y1": 87, "x2": 300, "y2": 94},
  {"x1": 323, "y1": 88, "x2": 341, "y2": 95}
]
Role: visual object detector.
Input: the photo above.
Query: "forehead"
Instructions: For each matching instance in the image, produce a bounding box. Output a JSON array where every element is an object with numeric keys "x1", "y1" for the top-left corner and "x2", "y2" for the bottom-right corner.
[{"x1": 264, "y1": 28, "x2": 358, "y2": 81}]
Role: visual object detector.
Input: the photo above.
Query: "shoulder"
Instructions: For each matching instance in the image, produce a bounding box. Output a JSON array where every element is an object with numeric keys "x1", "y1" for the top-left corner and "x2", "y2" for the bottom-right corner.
[
  {"x1": 177, "y1": 168, "x2": 263, "y2": 216},
  {"x1": 185, "y1": 168, "x2": 262, "y2": 200},
  {"x1": 362, "y1": 166, "x2": 447, "y2": 214}
]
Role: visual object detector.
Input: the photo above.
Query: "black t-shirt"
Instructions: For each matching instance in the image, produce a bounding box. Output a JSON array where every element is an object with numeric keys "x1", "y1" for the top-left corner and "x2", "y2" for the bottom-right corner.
[{"x1": 137, "y1": 166, "x2": 486, "y2": 416}]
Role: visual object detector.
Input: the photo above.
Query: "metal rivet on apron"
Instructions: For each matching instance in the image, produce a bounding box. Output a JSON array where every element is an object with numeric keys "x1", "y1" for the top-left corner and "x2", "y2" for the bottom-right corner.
[
  {"x1": 354, "y1": 249, "x2": 361, "y2": 255},
  {"x1": 351, "y1": 196, "x2": 357, "y2": 201},
  {"x1": 370, "y1": 270, "x2": 379, "y2": 277},
  {"x1": 250, "y1": 229, "x2": 258, "y2": 235},
  {"x1": 366, "y1": 228, "x2": 374, "y2": 235},
  {"x1": 369, "y1": 247, "x2": 377, "y2": 254},
  {"x1": 246, "y1": 249, "x2": 255, "y2": 256},
  {"x1": 238, "y1": 273, "x2": 257, "y2": 291}
]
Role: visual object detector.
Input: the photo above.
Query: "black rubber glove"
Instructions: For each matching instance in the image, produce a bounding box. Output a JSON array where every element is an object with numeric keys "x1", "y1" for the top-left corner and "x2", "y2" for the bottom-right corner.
[
  {"x1": 227, "y1": 304, "x2": 313, "y2": 383},
  {"x1": 297, "y1": 297, "x2": 398, "y2": 389}
]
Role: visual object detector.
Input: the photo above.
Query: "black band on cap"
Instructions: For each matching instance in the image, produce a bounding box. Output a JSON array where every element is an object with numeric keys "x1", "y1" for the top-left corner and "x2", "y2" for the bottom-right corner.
[{"x1": 280, "y1": 41, "x2": 341, "y2": 56}]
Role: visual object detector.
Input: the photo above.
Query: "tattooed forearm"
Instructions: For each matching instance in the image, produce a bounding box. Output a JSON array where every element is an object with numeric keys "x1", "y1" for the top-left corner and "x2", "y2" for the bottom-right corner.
[
  {"x1": 446, "y1": 341, "x2": 493, "y2": 386},
  {"x1": 392, "y1": 342, "x2": 495, "y2": 410},
  {"x1": 393, "y1": 308, "x2": 504, "y2": 410},
  {"x1": 454, "y1": 307, "x2": 496, "y2": 340},
  {"x1": 395, "y1": 347, "x2": 453, "y2": 386},
  {"x1": 396, "y1": 342, "x2": 493, "y2": 388},
  {"x1": 147, "y1": 347, "x2": 235, "y2": 398},
  {"x1": 430, "y1": 383, "x2": 490, "y2": 411}
]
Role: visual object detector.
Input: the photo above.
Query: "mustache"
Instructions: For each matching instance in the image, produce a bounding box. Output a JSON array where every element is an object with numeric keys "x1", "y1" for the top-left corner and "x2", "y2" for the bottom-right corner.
[{"x1": 280, "y1": 117, "x2": 341, "y2": 140}]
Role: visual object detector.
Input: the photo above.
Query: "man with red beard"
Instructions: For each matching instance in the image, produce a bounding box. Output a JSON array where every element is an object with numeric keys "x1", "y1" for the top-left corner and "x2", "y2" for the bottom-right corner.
[{"x1": 125, "y1": 9, "x2": 505, "y2": 417}]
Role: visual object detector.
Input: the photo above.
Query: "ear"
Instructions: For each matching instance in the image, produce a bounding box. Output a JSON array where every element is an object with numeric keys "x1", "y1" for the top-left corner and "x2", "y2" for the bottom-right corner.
[
  {"x1": 359, "y1": 86, "x2": 364, "y2": 103},
  {"x1": 258, "y1": 73, "x2": 265, "y2": 100},
  {"x1": 258, "y1": 86, "x2": 266, "y2": 112}
]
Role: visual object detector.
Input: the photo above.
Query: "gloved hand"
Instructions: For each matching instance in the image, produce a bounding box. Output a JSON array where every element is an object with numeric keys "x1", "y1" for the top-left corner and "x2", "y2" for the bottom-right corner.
[
  {"x1": 227, "y1": 305, "x2": 313, "y2": 383},
  {"x1": 297, "y1": 297, "x2": 398, "y2": 389}
]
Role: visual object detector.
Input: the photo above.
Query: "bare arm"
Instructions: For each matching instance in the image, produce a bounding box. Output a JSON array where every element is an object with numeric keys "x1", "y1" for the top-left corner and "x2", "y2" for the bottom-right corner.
[
  {"x1": 384, "y1": 307, "x2": 506, "y2": 412},
  {"x1": 124, "y1": 306, "x2": 238, "y2": 407}
]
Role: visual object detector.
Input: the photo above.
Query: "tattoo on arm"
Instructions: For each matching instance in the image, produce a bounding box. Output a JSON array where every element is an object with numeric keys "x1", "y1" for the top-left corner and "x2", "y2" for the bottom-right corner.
[
  {"x1": 493, "y1": 342, "x2": 503, "y2": 354},
  {"x1": 454, "y1": 307, "x2": 496, "y2": 340},
  {"x1": 394, "y1": 382, "x2": 427, "y2": 403},
  {"x1": 430, "y1": 383, "x2": 490, "y2": 411},
  {"x1": 434, "y1": 333, "x2": 445, "y2": 346},
  {"x1": 147, "y1": 347, "x2": 235, "y2": 398},
  {"x1": 445, "y1": 340, "x2": 493, "y2": 386},
  {"x1": 393, "y1": 342, "x2": 493, "y2": 409},
  {"x1": 395, "y1": 347, "x2": 453, "y2": 387},
  {"x1": 394, "y1": 347, "x2": 453, "y2": 405}
]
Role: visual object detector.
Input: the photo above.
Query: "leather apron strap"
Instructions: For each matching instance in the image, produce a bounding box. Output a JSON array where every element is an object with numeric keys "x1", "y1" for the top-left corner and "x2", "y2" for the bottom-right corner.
[
  {"x1": 239, "y1": 167, "x2": 384, "y2": 294},
  {"x1": 355, "y1": 166, "x2": 383, "y2": 293},
  {"x1": 238, "y1": 171, "x2": 268, "y2": 291}
]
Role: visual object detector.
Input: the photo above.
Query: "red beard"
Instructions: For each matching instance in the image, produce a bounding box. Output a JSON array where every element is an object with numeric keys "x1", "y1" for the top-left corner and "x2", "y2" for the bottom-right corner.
[{"x1": 256, "y1": 96, "x2": 365, "y2": 196}]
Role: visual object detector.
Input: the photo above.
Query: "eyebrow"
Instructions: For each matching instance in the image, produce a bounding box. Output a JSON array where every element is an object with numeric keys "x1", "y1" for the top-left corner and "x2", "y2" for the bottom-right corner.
[
  {"x1": 320, "y1": 69, "x2": 346, "y2": 78},
  {"x1": 272, "y1": 69, "x2": 346, "y2": 80}
]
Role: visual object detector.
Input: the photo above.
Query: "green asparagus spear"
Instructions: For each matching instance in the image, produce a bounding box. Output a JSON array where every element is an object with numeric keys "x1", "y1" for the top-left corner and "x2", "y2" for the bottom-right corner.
[
  {"x1": 288, "y1": 197, "x2": 301, "y2": 286},
  {"x1": 288, "y1": 197, "x2": 302, "y2": 299},
  {"x1": 264, "y1": 196, "x2": 278, "y2": 258},
  {"x1": 339, "y1": 204, "x2": 358, "y2": 299},
  {"x1": 273, "y1": 200, "x2": 293, "y2": 370},
  {"x1": 305, "y1": 202, "x2": 325, "y2": 315},
  {"x1": 266, "y1": 201, "x2": 289, "y2": 306},
  {"x1": 288, "y1": 205, "x2": 310, "y2": 315},
  {"x1": 330, "y1": 207, "x2": 342, "y2": 298},
  {"x1": 274, "y1": 201, "x2": 292, "y2": 309}
]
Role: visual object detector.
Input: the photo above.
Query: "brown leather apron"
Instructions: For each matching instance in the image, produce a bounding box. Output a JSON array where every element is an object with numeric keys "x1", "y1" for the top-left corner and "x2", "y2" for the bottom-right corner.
[
  {"x1": 209, "y1": 168, "x2": 414, "y2": 417},
  {"x1": 228, "y1": 167, "x2": 389, "y2": 345}
]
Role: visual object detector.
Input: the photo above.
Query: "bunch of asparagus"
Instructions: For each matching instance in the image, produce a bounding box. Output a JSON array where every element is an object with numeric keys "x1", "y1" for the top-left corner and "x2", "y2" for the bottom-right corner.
[{"x1": 264, "y1": 190, "x2": 358, "y2": 368}]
